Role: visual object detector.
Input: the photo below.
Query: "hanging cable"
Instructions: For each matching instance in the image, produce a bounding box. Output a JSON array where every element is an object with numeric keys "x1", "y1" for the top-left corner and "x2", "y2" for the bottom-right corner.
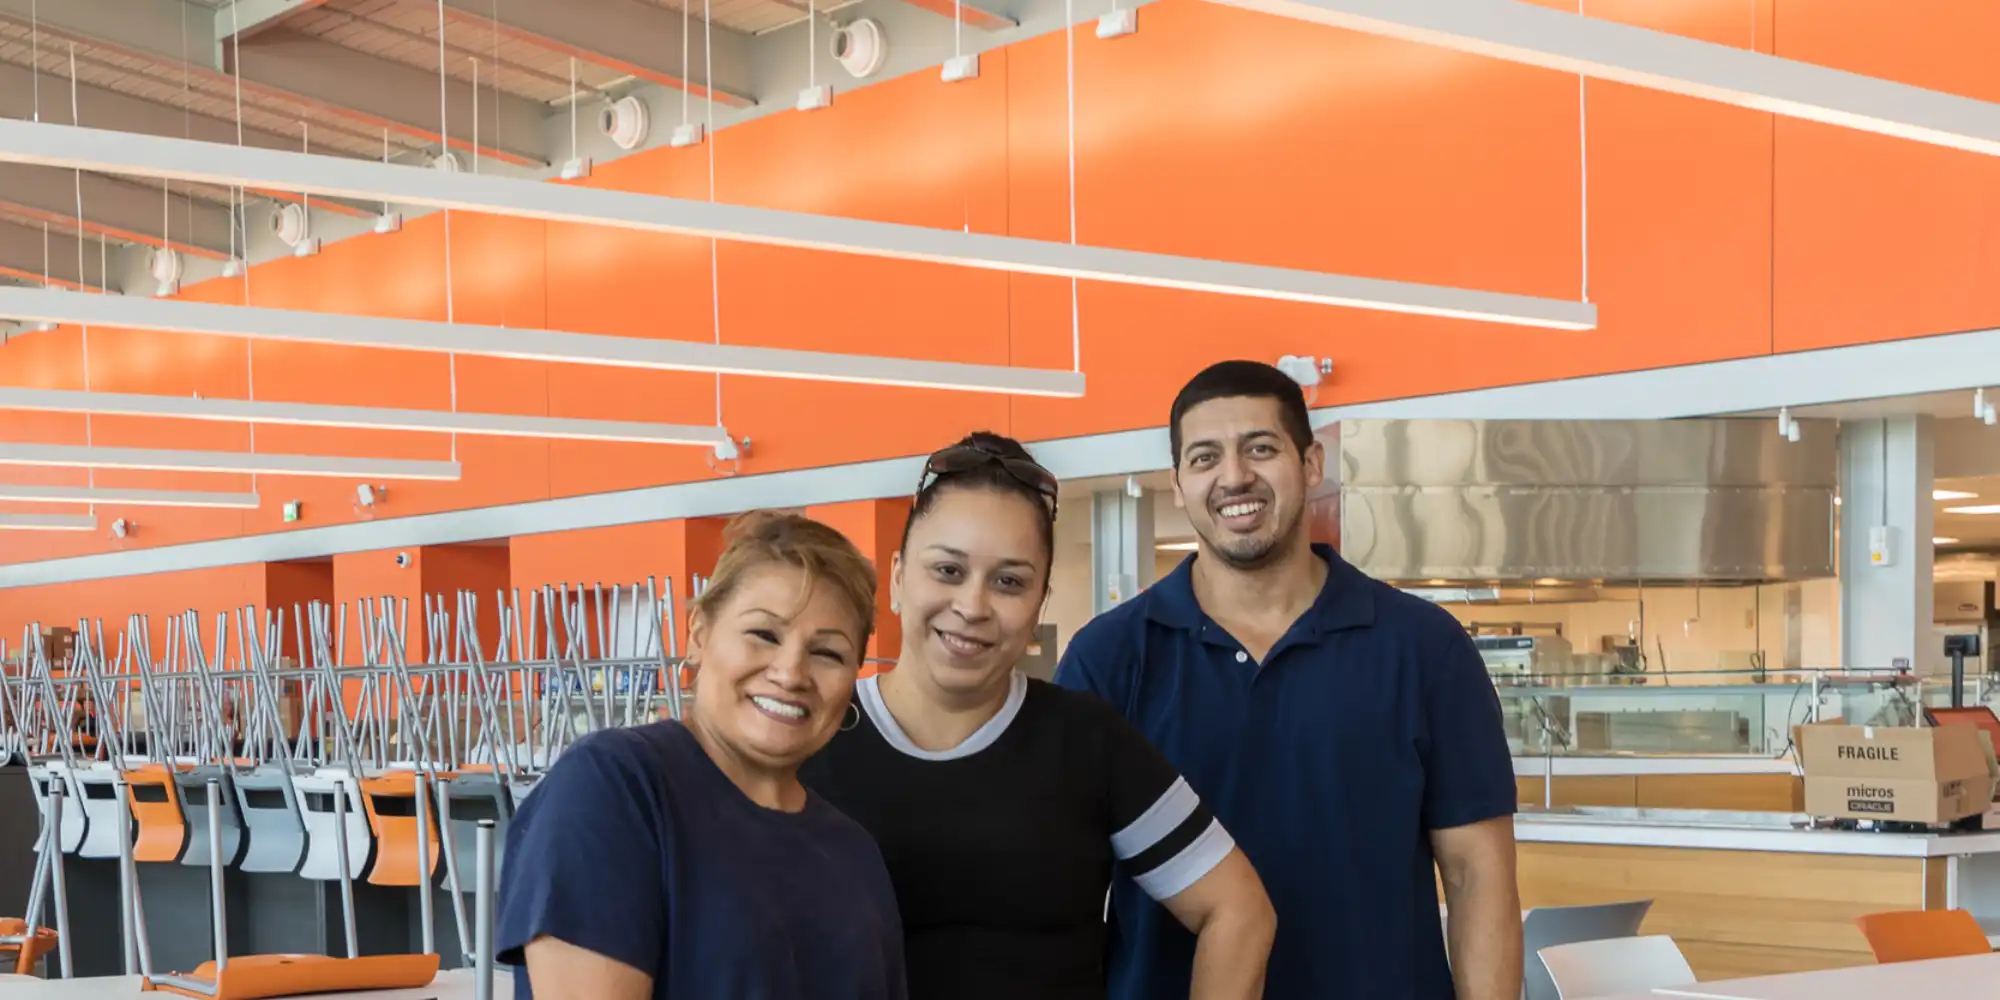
[
  {"x1": 1578, "y1": 0, "x2": 1589, "y2": 303},
  {"x1": 230, "y1": 0, "x2": 250, "y2": 295},
  {"x1": 1064, "y1": 0, "x2": 1080, "y2": 374},
  {"x1": 31, "y1": 0, "x2": 41, "y2": 122},
  {"x1": 436, "y1": 4, "x2": 463, "y2": 464},
  {"x1": 707, "y1": 0, "x2": 723, "y2": 431},
  {"x1": 681, "y1": 0, "x2": 692, "y2": 130}
]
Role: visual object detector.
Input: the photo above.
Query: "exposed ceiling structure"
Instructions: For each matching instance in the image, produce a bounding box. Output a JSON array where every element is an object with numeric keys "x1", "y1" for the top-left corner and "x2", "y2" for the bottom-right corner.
[{"x1": 0, "y1": 0, "x2": 1045, "y2": 299}]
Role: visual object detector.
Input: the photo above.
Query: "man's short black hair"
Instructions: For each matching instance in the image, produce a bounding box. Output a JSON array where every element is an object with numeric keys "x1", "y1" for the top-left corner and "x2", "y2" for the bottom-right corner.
[{"x1": 1168, "y1": 360, "x2": 1314, "y2": 463}]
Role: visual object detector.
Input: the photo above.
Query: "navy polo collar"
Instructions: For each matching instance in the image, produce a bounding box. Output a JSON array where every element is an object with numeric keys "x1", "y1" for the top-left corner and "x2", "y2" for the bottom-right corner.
[{"x1": 1147, "y1": 542, "x2": 1375, "y2": 636}]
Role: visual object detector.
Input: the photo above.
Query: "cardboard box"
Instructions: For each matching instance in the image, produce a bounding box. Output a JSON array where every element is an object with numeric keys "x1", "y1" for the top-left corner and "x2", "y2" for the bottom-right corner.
[{"x1": 1797, "y1": 724, "x2": 1998, "y2": 824}]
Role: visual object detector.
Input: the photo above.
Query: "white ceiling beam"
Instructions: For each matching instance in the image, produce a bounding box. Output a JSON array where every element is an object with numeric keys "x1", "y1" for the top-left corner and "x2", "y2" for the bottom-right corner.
[
  {"x1": 439, "y1": 0, "x2": 755, "y2": 108},
  {"x1": 1206, "y1": 0, "x2": 2000, "y2": 159},
  {"x1": 0, "y1": 286, "x2": 1087, "y2": 397},
  {"x1": 0, "y1": 513, "x2": 97, "y2": 532},
  {"x1": 0, "y1": 223, "x2": 114, "y2": 293},
  {"x1": 0, "y1": 121, "x2": 1598, "y2": 330},
  {"x1": 228, "y1": 30, "x2": 550, "y2": 167},
  {"x1": 0, "y1": 165, "x2": 233, "y2": 260},
  {"x1": 0, "y1": 484, "x2": 261, "y2": 509},
  {"x1": 0, "y1": 443, "x2": 461, "y2": 481},
  {"x1": 0, "y1": 61, "x2": 300, "y2": 155},
  {"x1": 0, "y1": 387, "x2": 732, "y2": 446},
  {"x1": 890, "y1": 0, "x2": 1017, "y2": 32},
  {"x1": 216, "y1": 0, "x2": 336, "y2": 43}
]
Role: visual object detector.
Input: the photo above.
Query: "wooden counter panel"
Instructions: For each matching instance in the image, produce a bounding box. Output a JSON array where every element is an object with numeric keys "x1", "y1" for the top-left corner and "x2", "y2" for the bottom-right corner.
[
  {"x1": 1634, "y1": 774, "x2": 1803, "y2": 812},
  {"x1": 1514, "y1": 843, "x2": 1933, "y2": 978},
  {"x1": 1516, "y1": 776, "x2": 1637, "y2": 808},
  {"x1": 1515, "y1": 774, "x2": 1802, "y2": 812}
]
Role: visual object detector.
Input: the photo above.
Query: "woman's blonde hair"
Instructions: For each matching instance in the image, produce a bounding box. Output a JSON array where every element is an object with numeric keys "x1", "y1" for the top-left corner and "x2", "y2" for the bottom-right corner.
[{"x1": 690, "y1": 511, "x2": 879, "y2": 655}]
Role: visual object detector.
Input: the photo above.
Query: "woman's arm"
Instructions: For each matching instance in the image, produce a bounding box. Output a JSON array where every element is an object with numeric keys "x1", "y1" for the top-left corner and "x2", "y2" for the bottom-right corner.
[
  {"x1": 1159, "y1": 846, "x2": 1276, "y2": 1000},
  {"x1": 523, "y1": 937, "x2": 654, "y2": 1000}
]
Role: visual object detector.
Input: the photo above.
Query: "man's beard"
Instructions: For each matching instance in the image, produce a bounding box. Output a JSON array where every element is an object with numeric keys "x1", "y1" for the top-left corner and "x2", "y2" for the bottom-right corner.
[{"x1": 1199, "y1": 504, "x2": 1301, "y2": 571}]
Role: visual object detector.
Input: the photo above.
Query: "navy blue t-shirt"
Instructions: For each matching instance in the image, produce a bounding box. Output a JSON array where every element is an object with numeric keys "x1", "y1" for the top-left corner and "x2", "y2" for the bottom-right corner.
[
  {"x1": 496, "y1": 721, "x2": 909, "y2": 1000},
  {"x1": 1056, "y1": 545, "x2": 1516, "y2": 1000}
]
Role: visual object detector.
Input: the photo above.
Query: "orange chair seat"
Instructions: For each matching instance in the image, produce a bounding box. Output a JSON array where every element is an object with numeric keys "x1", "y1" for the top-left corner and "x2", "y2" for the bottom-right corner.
[
  {"x1": 145, "y1": 953, "x2": 440, "y2": 999},
  {"x1": 0, "y1": 918, "x2": 59, "y2": 976},
  {"x1": 1856, "y1": 908, "x2": 1994, "y2": 964}
]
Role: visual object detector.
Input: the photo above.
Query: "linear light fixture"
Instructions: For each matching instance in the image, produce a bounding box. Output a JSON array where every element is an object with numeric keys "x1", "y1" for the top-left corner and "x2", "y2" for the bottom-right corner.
[
  {"x1": 0, "y1": 286, "x2": 1087, "y2": 397},
  {"x1": 0, "y1": 513, "x2": 97, "y2": 531},
  {"x1": 0, "y1": 120, "x2": 1597, "y2": 331},
  {"x1": 1206, "y1": 0, "x2": 2000, "y2": 159},
  {"x1": 0, "y1": 484, "x2": 261, "y2": 509},
  {"x1": 1944, "y1": 505, "x2": 2000, "y2": 516},
  {"x1": 0, "y1": 387, "x2": 732, "y2": 446},
  {"x1": 0, "y1": 443, "x2": 460, "y2": 481}
]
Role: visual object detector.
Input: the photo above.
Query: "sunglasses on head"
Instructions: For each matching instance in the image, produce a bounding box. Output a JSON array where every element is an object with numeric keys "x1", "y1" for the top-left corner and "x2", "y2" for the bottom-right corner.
[{"x1": 917, "y1": 443, "x2": 1060, "y2": 515}]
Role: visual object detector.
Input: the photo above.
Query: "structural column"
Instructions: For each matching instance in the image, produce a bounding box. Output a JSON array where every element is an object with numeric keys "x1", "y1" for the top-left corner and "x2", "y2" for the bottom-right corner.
[
  {"x1": 805, "y1": 498, "x2": 912, "y2": 668},
  {"x1": 1092, "y1": 483, "x2": 1155, "y2": 616},
  {"x1": 1838, "y1": 416, "x2": 1936, "y2": 674}
]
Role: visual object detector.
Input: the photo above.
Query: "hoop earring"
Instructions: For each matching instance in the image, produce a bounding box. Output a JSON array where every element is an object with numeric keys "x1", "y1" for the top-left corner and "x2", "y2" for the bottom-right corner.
[{"x1": 842, "y1": 702, "x2": 861, "y2": 732}]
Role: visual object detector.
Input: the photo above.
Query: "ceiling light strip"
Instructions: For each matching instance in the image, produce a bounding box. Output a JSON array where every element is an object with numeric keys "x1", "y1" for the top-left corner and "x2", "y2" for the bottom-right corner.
[
  {"x1": 0, "y1": 120, "x2": 1597, "y2": 330},
  {"x1": 0, "y1": 484, "x2": 262, "y2": 509},
  {"x1": 0, "y1": 286, "x2": 1089, "y2": 397},
  {"x1": 0, "y1": 387, "x2": 732, "y2": 445},
  {"x1": 1206, "y1": 0, "x2": 2000, "y2": 159},
  {"x1": 0, "y1": 513, "x2": 97, "y2": 532},
  {"x1": 0, "y1": 443, "x2": 461, "y2": 481}
]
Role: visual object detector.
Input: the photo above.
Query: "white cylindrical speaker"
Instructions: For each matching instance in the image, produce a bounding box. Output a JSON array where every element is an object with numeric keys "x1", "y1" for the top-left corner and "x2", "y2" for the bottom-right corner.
[
  {"x1": 599, "y1": 96, "x2": 650, "y2": 151},
  {"x1": 832, "y1": 19, "x2": 887, "y2": 79}
]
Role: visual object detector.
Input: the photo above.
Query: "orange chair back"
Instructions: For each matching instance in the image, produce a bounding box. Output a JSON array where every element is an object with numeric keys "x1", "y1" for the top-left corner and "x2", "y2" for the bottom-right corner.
[
  {"x1": 124, "y1": 764, "x2": 189, "y2": 863},
  {"x1": 1856, "y1": 909, "x2": 1992, "y2": 964},
  {"x1": 359, "y1": 772, "x2": 440, "y2": 888}
]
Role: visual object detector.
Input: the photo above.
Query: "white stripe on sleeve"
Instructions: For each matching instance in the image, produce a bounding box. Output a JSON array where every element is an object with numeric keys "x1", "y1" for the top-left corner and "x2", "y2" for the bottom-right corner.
[{"x1": 1111, "y1": 776, "x2": 1199, "y2": 860}]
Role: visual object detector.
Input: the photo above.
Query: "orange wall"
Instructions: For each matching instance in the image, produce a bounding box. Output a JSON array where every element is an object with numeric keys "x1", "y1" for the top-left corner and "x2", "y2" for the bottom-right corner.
[
  {"x1": 0, "y1": 563, "x2": 268, "y2": 665},
  {"x1": 4, "y1": 0, "x2": 2000, "y2": 611},
  {"x1": 264, "y1": 558, "x2": 335, "y2": 661},
  {"x1": 805, "y1": 498, "x2": 912, "y2": 666}
]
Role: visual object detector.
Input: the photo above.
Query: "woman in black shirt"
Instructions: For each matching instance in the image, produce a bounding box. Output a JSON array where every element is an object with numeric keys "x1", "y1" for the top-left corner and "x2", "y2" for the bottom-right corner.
[{"x1": 801, "y1": 433, "x2": 1274, "y2": 1000}]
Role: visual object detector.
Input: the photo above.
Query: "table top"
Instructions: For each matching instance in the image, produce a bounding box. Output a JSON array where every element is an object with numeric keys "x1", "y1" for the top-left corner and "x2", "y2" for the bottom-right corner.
[
  {"x1": 0, "y1": 968, "x2": 510, "y2": 999},
  {"x1": 1596, "y1": 952, "x2": 2000, "y2": 999}
]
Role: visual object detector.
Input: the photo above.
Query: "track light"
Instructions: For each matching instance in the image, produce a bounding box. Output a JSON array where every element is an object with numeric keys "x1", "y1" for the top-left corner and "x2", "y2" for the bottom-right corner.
[
  {"x1": 1776, "y1": 407, "x2": 1801, "y2": 443},
  {"x1": 1211, "y1": 0, "x2": 2000, "y2": 160},
  {"x1": 0, "y1": 120, "x2": 1596, "y2": 329},
  {"x1": 0, "y1": 513, "x2": 96, "y2": 532},
  {"x1": 0, "y1": 387, "x2": 734, "y2": 445},
  {"x1": 148, "y1": 248, "x2": 182, "y2": 298},
  {"x1": 0, "y1": 287, "x2": 1086, "y2": 397},
  {"x1": 0, "y1": 484, "x2": 260, "y2": 509},
  {"x1": 0, "y1": 443, "x2": 460, "y2": 481}
]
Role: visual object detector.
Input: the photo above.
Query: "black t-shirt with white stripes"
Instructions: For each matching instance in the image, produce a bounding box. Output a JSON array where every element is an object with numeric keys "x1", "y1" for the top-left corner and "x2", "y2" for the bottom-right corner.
[{"x1": 800, "y1": 672, "x2": 1234, "y2": 1000}]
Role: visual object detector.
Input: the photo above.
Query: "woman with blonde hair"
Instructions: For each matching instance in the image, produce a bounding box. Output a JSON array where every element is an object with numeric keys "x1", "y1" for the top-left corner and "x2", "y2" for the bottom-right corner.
[{"x1": 497, "y1": 512, "x2": 908, "y2": 1000}]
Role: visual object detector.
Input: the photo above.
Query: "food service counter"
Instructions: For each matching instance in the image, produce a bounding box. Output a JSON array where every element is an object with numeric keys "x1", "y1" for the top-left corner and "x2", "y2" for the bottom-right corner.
[{"x1": 1505, "y1": 807, "x2": 2000, "y2": 981}]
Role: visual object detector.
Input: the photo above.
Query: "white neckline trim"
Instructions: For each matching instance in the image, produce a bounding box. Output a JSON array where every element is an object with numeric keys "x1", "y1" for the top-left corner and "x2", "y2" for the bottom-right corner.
[{"x1": 857, "y1": 671, "x2": 1029, "y2": 762}]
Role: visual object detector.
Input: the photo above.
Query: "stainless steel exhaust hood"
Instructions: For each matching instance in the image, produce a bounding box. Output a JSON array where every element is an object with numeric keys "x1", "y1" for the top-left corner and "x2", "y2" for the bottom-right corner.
[{"x1": 1323, "y1": 419, "x2": 1837, "y2": 584}]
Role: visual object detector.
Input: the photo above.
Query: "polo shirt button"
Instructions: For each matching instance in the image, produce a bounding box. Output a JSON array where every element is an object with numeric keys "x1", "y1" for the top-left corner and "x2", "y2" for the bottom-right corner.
[{"x1": 1235, "y1": 651, "x2": 1248, "y2": 664}]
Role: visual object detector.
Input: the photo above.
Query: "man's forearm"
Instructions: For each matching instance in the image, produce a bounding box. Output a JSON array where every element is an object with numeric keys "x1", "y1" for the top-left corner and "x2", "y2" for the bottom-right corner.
[
  {"x1": 1188, "y1": 905, "x2": 1275, "y2": 1000},
  {"x1": 1443, "y1": 872, "x2": 1523, "y2": 1000}
]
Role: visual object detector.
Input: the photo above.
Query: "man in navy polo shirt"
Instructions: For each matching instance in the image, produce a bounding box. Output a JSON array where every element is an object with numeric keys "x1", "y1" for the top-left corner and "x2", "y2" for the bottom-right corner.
[{"x1": 1056, "y1": 360, "x2": 1521, "y2": 1000}]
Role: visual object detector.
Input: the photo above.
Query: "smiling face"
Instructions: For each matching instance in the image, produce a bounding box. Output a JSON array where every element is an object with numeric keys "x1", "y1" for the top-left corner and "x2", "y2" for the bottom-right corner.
[
  {"x1": 684, "y1": 564, "x2": 867, "y2": 776},
  {"x1": 892, "y1": 487, "x2": 1050, "y2": 701},
  {"x1": 1172, "y1": 395, "x2": 1325, "y2": 570}
]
